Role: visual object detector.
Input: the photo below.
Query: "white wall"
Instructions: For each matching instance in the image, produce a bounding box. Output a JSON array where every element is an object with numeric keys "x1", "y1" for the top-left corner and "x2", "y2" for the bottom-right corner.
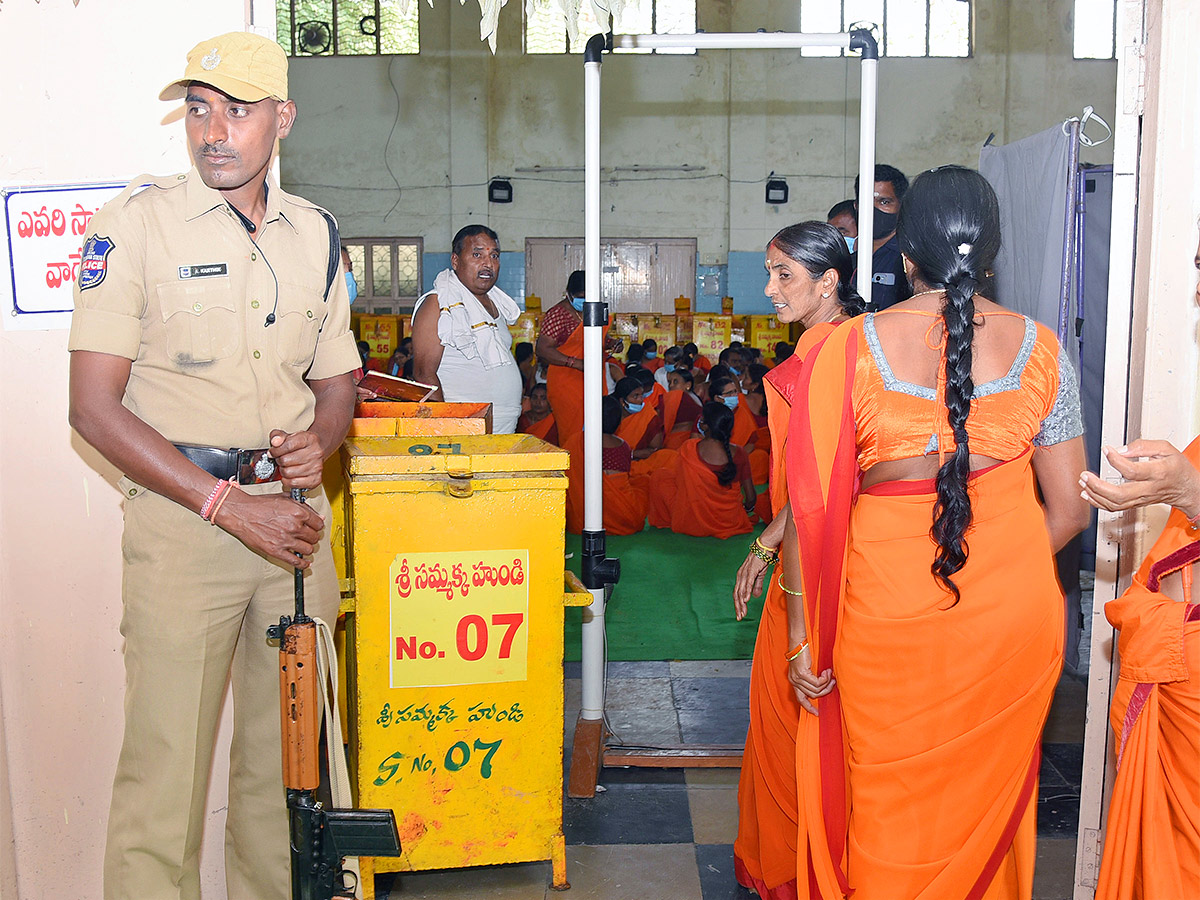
[
  {"x1": 0, "y1": 3, "x2": 245, "y2": 897},
  {"x1": 282, "y1": 0, "x2": 1117, "y2": 265}
]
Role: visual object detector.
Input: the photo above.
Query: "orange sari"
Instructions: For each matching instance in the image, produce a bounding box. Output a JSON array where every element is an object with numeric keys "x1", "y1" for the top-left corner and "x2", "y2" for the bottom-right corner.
[
  {"x1": 732, "y1": 395, "x2": 769, "y2": 485},
  {"x1": 734, "y1": 326, "x2": 834, "y2": 900},
  {"x1": 517, "y1": 411, "x2": 558, "y2": 445},
  {"x1": 618, "y1": 406, "x2": 678, "y2": 477},
  {"x1": 662, "y1": 391, "x2": 701, "y2": 451},
  {"x1": 563, "y1": 432, "x2": 648, "y2": 536},
  {"x1": 1096, "y1": 438, "x2": 1200, "y2": 900},
  {"x1": 788, "y1": 322, "x2": 1062, "y2": 900},
  {"x1": 546, "y1": 318, "x2": 608, "y2": 440},
  {"x1": 648, "y1": 438, "x2": 752, "y2": 539}
]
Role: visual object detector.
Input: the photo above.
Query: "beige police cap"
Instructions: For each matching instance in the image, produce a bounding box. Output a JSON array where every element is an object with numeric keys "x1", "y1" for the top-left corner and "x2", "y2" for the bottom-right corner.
[{"x1": 160, "y1": 32, "x2": 288, "y2": 103}]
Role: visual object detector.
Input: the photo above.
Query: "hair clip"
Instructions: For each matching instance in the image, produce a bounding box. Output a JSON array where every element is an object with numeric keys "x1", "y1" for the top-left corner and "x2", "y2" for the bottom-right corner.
[{"x1": 957, "y1": 242, "x2": 973, "y2": 256}]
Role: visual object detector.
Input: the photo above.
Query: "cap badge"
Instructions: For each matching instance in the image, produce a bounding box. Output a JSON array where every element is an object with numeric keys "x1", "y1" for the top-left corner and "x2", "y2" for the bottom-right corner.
[{"x1": 201, "y1": 48, "x2": 221, "y2": 71}]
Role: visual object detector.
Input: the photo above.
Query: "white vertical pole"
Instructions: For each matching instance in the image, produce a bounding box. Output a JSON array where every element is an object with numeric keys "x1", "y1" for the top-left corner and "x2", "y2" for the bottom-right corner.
[
  {"x1": 857, "y1": 53, "x2": 878, "y2": 309},
  {"x1": 580, "y1": 45, "x2": 605, "y2": 722}
]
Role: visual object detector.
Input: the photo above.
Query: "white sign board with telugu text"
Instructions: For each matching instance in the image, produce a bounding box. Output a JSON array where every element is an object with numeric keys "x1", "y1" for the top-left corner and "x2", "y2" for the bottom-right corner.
[{"x1": 2, "y1": 182, "x2": 127, "y2": 331}]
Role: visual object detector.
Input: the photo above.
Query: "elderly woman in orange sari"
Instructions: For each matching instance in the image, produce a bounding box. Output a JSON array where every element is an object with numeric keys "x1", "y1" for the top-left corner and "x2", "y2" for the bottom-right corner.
[
  {"x1": 1080, "y1": 242, "x2": 1200, "y2": 900},
  {"x1": 781, "y1": 167, "x2": 1089, "y2": 900},
  {"x1": 1082, "y1": 437, "x2": 1200, "y2": 900},
  {"x1": 730, "y1": 222, "x2": 865, "y2": 900}
]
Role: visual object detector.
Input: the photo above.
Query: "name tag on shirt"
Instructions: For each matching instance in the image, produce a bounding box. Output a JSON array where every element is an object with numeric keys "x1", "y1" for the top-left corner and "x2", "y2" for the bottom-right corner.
[
  {"x1": 178, "y1": 263, "x2": 229, "y2": 279},
  {"x1": 872, "y1": 272, "x2": 896, "y2": 286}
]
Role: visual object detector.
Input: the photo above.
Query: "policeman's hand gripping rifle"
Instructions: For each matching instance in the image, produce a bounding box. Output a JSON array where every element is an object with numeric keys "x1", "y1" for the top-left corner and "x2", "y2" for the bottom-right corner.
[{"x1": 268, "y1": 488, "x2": 401, "y2": 900}]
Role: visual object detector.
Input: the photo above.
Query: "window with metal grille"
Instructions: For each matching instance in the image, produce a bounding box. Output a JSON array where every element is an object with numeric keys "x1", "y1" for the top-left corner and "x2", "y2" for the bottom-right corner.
[
  {"x1": 344, "y1": 238, "x2": 423, "y2": 314},
  {"x1": 798, "y1": 0, "x2": 971, "y2": 58},
  {"x1": 276, "y1": 0, "x2": 419, "y2": 57},
  {"x1": 525, "y1": 0, "x2": 697, "y2": 55},
  {"x1": 1072, "y1": 0, "x2": 1116, "y2": 60}
]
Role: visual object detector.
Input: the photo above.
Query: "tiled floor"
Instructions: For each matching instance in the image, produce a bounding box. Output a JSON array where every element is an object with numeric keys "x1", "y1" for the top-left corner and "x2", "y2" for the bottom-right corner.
[{"x1": 374, "y1": 582, "x2": 1093, "y2": 899}]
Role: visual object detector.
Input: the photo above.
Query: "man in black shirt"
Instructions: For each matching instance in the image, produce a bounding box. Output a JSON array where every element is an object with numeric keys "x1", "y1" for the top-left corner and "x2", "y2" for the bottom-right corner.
[{"x1": 853, "y1": 164, "x2": 911, "y2": 311}]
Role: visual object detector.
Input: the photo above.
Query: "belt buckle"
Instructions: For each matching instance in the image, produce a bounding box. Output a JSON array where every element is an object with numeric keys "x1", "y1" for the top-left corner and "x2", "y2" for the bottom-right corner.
[{"x1": 238, "y1": 450, "x2": 278, "y2": 485}]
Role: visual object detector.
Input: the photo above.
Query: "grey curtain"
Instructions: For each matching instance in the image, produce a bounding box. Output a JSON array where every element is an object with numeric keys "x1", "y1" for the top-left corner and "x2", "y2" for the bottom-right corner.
[{"x1": 979, "y1": 126, "x2": 1075, "y2": 363}]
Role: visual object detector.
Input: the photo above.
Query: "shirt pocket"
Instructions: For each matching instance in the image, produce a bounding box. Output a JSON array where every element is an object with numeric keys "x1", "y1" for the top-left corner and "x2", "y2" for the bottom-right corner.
[
  {"x1": 156, "y1": 279, "x2": 239, "y2": 364},
  {"x1": 273, "y1": 280, "x2": 325, "y2": 368}
]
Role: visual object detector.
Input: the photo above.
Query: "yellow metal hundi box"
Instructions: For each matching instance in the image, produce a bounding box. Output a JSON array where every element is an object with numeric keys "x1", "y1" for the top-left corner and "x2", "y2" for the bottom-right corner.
[{"x1": 340, "y1": 434, "x2": 584, "y2": 895}]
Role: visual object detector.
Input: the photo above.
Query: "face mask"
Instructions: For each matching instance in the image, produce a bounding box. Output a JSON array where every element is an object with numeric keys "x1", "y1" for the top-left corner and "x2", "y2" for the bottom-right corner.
[
  {"x1": 844, "y1": 236, "x2": 856, "y2": 253},
  {"x1": 721, "y1": 395, "x2": 739, "y2": 410},
  {"x1": 625, "y1": 401, "x2": 644, "y2": 414},
  {"x1": 728, "y1": 366, "x2": 740, "y2": 377},
  {"x1": 570, "y1": 296, "x2": 585, "y2": 311},
  {"x1": 872, "y1": 209, "x2": 898, "y2": 240},
  {"x1": 345, "y1": 272, "x2": 358, "y2": 304},
  {"x1": 664, "y1": 363, "x2": 675, "y2": 373},
  {"x1": 645, "y1": 351, "x2": 657, "y2": 359}
]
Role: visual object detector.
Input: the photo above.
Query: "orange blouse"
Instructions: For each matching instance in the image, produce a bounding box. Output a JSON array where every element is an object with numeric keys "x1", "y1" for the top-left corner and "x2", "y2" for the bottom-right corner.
[{"x1": 853, "y1": 310, "x2": 1081, "y2": 471}]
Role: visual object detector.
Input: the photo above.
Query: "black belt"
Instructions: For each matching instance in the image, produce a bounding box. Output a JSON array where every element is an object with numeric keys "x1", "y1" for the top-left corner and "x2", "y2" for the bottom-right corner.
[{"x1": 174, "y1": 443, "x2": 281, "y2": 485}]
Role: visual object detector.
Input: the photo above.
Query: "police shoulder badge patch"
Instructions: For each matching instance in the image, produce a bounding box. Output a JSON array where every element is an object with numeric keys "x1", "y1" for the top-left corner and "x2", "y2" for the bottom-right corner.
[{"x1": 79, "y1": 235, "x2": 116, "y2": 291}]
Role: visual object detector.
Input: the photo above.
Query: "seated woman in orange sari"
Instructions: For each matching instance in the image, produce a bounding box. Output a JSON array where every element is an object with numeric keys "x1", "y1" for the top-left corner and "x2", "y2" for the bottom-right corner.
[
  {"x1": 648, "y1": 401, "x2": 756, "y2": 539},
  {"x1": 516, "y1": 383, "x2": 559, "y2": 445},
  {"x1": 686, "y1": 342, "x2": 712, "y2": 376},
  {"x1": 614, "y1": 374, "x2": 677, "y2": 477},
  {"x1": 564, "y1": 395, "x2": 649, "y2": 535},
  {"x1": 729, "y1": 221, "x2": 865, "y2": 900},
  {"x1": 632, "y1": 364, "x2": 667, "y2": 412},
  {"x1": 662, "y1": 368, "x2": 704, "y2": 450},
  {"x1": 781, "y1": 167, "x2": 1088, "y2": 900}
]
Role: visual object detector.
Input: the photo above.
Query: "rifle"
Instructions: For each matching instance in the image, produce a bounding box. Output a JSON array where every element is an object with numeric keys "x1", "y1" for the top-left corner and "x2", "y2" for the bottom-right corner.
[{"x1": 269, "y1": 488, "x2": 402, "y2": 900}]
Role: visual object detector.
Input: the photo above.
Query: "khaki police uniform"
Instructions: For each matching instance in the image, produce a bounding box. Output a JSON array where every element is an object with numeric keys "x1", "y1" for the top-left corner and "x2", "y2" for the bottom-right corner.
[{"x1": 68, "y1": 168, "x2": 359, "y2": 900}]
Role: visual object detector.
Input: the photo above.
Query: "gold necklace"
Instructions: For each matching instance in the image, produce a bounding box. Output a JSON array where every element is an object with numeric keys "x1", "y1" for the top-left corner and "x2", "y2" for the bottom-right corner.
[{"x1": 906, "y1": 288, "x2": 946, "y2": 302}]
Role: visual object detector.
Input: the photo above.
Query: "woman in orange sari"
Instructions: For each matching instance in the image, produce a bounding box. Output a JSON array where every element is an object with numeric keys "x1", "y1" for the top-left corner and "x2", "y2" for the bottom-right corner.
[
  {"x1": 729, "y1": 222, "x2": 866, "y2": 900},
  {"x1": 516, "y1": 383, "x2": 559, "y2": 445},
  {"x1": 1081, "y1": 241, "x2": 1200, "y2": 900},
  {"x1": 662, "y1": 368, "x2": 704, "y2": 450},
  {"x1": 537, "y1": 270, "x2": 606, "y2": 439},
  {"x1": 781, "y1": 167, "x2": 1089, "y2": 900},
  {"x1": 564, "y1": 396, "x2": 649, "y2": 535},
  {"x1": 1081, "y1": 438, "x2": 1200, "y2": 899},
  {"x1": 648, "y1": 401, "x2": 756, "y2": 538}
]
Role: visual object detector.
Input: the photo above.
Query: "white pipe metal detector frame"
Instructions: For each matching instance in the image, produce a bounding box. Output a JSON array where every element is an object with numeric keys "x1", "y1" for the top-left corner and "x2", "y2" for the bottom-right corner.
[{"x1": 572, "y1": 30, "x2": 878, "y2": 785}]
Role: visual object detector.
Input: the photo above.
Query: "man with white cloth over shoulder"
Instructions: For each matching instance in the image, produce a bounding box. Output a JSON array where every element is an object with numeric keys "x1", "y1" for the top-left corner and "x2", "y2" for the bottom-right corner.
[{"x1": 411, "y1": 224, "x2": 523, "y2": 432}]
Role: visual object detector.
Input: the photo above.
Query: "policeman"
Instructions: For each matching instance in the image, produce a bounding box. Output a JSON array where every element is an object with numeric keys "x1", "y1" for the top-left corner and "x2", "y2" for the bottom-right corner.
[{"x1": 67, "y1": 32, "x2": 359, "y2": 900}]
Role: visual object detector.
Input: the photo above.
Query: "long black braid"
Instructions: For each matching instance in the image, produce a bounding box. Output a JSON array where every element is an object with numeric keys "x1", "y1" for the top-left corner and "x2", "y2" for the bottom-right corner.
[
  {"x1": 701, "y1": 401, "x2": 738, "y2": 486},
  {"x1": 896, "y1": 166, "x2": 1002, "y2": 600}
]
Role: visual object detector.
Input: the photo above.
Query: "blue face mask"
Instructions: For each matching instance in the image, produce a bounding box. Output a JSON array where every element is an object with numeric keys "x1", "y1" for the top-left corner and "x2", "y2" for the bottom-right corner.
[
  {"x1": 570, "y1": 295, "x2": 585, "y2": 311},
  {"x1": 664, "y1": 363, "x2": 675, "y2": 373},
  {"x1": 625, "y1": 400, "x2": 644, "y2": 414},
  {"x1": 721, "y1": 395, "x2": 739, "y2": 410},
  {"x1": 844, "y1": 236, "x2": 856, "y2": 253},
  {"x1": 728, "y1": 366, "x2": 740, "y2": 377},
  {"x1": 345, "y1": 272, "x2": 358, "y2": 304},
  {"x1": 644, "y1": 350, "x2": 657, "y2": 359}
]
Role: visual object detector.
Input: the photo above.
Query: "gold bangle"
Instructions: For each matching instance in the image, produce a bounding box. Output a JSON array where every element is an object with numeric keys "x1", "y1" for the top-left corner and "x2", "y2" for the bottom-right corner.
[
  {"x1": 776, "y1": 572, "x2": 803, "y2": 596},
  {"x1": 748, "y1": 538, "x2": 777, "y2": 565},
  {"x1": 785, "y1": 640, "x2": 809, "y2": 661}
]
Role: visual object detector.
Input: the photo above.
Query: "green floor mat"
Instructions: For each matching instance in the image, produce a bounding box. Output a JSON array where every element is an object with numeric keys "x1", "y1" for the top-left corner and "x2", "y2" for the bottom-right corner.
[{"x1": 563, "y1": 525, "x2": 765, "y2": 661}]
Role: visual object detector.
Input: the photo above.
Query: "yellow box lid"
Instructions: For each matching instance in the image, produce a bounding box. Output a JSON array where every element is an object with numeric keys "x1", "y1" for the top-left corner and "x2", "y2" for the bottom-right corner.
[{"x1": 342, "y1": 434, "x2": 568, "y2": 477}]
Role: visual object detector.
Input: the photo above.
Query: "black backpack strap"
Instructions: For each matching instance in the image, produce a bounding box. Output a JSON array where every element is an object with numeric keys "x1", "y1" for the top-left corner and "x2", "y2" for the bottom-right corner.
[{"x1": 318, "y1": 209, "x2": 341, "y2": 302}]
